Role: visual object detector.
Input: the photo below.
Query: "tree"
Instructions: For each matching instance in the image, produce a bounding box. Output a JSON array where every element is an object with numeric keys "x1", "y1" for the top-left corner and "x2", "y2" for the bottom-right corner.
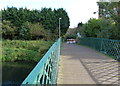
[
  {"x1": 2, "y1": 7, "x2": 70, "y2": 40},
  {"x1": 28, "y1": 23, "x2": 47, "y2": 40},
  {"x1": 77, "y1": 22, "x2": 83, "y2": 28},
  {"x1": 40, "y1": 8, "x2": 56, "y2": 31},
  {"x1": 2, "y1": 20, "x2": 16, "y2": 39},
  {"x1": 40, "y1": 8, "x2": 70, "y2": 37},
  {"x1": 79, "y1": 18, "x2": 120, "y2": 40},
  {"x1": 54, "y1": 8, "x2": 70, "y2": 35},
  {"x1": 0, "y1": 11, "x2": 2, "y2": 18},
  {"x1": 97, "y1": 1, "x2": 120, "y2": 40},
  {"x1": 29, "y1": 9, "x2": 41, "y2": 23}
]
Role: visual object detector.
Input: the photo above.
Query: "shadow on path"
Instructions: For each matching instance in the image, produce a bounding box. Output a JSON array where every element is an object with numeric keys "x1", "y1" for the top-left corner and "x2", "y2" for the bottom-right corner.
[{"x1": 58, "y1": 43, "x2": 120, "y2": 84}]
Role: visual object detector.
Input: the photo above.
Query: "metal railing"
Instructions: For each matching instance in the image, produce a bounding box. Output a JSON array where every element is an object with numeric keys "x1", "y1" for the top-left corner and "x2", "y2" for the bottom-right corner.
[
  {"x1": 21, "y1": 38, "x2": 61, "y2": 85},
  {"x1": 79, "y1": 38, "x2": 120, "y2": 61}
]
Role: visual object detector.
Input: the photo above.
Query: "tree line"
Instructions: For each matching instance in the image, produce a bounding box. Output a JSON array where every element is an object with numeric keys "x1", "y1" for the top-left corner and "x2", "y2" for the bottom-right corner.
[
  {"x1": 77, "y1": 2, "x2": 120, "y2": 40},
  {"x1": 1, "y1": 7, "x2": 70, "y2": 40}
]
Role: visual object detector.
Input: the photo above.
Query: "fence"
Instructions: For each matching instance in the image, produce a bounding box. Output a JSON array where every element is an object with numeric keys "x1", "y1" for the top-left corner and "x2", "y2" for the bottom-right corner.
[
  {"x1": 79, "y1": 38, "x2": 120, "y2": 61},
  {"x1": 21, "y1": 38, "x2": 61, "y2": 85}
]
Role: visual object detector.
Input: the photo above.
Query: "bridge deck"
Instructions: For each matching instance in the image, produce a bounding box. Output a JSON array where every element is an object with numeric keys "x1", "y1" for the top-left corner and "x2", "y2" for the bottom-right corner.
[{"x1": 57, "y1": 43, "x2": 119, "y2": 84}]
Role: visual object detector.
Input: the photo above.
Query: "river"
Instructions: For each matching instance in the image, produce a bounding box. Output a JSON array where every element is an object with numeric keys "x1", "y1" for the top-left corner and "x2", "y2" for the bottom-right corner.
[{"x1": 2, "y1": 61, "x2": 37, "y2": 85}]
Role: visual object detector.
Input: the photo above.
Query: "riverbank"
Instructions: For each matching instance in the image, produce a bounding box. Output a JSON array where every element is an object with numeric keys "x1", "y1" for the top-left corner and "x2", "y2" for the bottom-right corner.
[{"x1": 1, "y1": 40, "x2": 53, "y2": 62}]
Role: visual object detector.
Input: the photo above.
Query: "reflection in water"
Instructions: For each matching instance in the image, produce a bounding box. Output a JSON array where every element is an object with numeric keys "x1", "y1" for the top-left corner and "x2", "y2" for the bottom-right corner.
[{"x1": 2, "y1": 61, "x2": 37, "y2": 85}]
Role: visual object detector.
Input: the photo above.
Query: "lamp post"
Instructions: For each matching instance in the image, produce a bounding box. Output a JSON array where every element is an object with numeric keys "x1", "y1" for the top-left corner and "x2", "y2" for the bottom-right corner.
[{"x1": 59, "y1": 18, "x2": 61, "y2": 38}]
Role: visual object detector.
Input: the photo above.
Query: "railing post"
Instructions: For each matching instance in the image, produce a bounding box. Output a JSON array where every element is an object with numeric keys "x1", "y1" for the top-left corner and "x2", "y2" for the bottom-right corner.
[{"x1": 100, "y1": 39, "x2": 103, "y2": 52}]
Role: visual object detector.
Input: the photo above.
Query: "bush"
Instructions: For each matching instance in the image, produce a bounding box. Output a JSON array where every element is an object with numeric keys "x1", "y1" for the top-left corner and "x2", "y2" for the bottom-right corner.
[
  {"x1": 80, "y1": 18, "x2": 120, "y2": 40},
  {"x1": 28, "y1": 23, "x2": 47, "y2": 40},
  {"x1": 2, "y1": 20, "x2": 16, "y2": 39},
  {"x1": 2, "y1": 21, "x2": 52, "y2": 40}
]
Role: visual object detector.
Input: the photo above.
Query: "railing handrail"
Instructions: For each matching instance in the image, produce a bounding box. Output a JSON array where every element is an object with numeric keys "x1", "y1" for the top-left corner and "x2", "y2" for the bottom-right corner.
[
  {"x1": 21, "y1": 38, "x2": 61, "y2": 85},
  {"x1": 79, "y1": 37, "x2": 120, "y2": 61},
  {"x1": 83, "y1": 37, "x2": 120, "y2": 42}
]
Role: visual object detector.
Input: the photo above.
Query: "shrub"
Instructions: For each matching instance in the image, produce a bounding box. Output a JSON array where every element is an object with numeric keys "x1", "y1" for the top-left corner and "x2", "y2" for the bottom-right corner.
[
  {"x1": 2, "y1": 21, "x2": 51, "y2": 40},
  {"x1": 28, "y1": 23, "x2": 47, "y2": 40},
  {"x1": 2, "y1": 20, "x2": 16, "y2": 39},
  {"x1": 81, "y1": 18, "x2": 120, "y2": 40}
]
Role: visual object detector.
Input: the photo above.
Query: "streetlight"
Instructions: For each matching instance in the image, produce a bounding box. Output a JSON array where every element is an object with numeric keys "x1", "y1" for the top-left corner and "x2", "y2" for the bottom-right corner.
[{"x1": 59, "y1": 18, "x2": 62, "y2": 38}]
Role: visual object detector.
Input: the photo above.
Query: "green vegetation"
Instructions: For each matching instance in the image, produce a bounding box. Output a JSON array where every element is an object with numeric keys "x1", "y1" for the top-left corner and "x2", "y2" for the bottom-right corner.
[
  {"x1": 2, "y1": 40, "x2": 53, "y2": 62},
  {"x1": 76, "y1": 2, "x2": 120, "y2": 40},
  {"x1": 77, "y1": 18, "x2": 120, "y2": 40},
  {"x1": 2, "y1": 7, "x2": 70, "y2": 40},
  {"x1": 97, "y1": 2, "x2": 120, "y2": 21},
  {"x1": 64, "y1": 28, "x2": 77, "y2": 40},
  {"x1": 1, "y1": 7, "x2": 70, "y2": 62}
]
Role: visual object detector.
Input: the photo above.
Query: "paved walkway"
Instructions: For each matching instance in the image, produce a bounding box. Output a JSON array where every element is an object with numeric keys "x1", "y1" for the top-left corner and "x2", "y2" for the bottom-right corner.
[{"x1": 57, "y1": 43, "x2": 120, "y2": 85}]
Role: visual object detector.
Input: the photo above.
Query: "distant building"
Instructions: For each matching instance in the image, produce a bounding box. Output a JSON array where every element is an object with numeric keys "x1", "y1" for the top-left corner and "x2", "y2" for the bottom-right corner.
[{"x1": 77, "y1": 32, "x2": 81, "y2": 38}]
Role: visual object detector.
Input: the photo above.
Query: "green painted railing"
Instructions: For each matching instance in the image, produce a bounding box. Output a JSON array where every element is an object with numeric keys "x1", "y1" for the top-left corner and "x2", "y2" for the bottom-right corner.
[
  {"x1": 79, "y1": 38, "x2": 120, "y2": 61},
  {"x1": 21, "y1": 38, "x2": 61, "y2": 85}
]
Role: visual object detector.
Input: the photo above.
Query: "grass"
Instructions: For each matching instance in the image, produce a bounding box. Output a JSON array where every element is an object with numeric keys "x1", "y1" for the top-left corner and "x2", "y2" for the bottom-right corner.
[{"x1": 1, "y1": 40, "x2": 54, "y2": 62}]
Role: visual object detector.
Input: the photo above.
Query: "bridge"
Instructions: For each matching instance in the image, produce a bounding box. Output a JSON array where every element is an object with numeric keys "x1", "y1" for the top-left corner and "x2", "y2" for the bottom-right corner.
[{"x1": 21, "y1": 38, "x2": 120, "y2": 85}]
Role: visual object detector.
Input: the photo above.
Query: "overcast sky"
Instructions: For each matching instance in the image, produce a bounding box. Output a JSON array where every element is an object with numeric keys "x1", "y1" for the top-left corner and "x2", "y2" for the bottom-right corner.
[{"x1": 0, "y1": 0, "x2": 99, "y2": 28}]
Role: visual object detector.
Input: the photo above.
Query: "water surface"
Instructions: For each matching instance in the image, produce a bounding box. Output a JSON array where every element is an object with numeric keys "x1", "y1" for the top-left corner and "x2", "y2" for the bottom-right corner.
[{"x1": 2, "y1": 61, "x2": 37, "y2": 85}]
